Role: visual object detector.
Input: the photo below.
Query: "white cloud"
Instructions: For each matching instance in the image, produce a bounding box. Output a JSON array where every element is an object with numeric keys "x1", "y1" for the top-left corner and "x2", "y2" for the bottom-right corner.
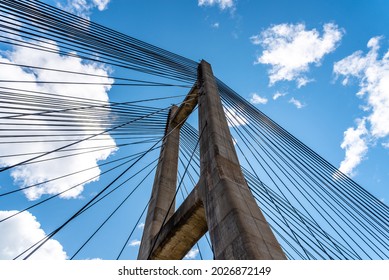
[
  {"x1": 250, "y1": 93, "x2": 268, "y2": 104},
  {"x1": 0, "y1": 42, "x2": 116, "y2": 200},
  {"x1": 212, "y1": 22, "x2": 220, "y2": 29},
  {"x1": 223, "y1": 107, "x2": 249, "y2": 127},
  {"x1": 338, "y1": 119, "x2": 369, "y2": 177},
  {"x1": 273, "y1": 91, "x2": 287, "y2": 100},
  {"x1": 334, "y1": 36, "x2": 389, "y2": 175},
  {"x1": 252, "y1": 23, "x2": 344, "y2": 87},
  {"x1": 288, "y1": 97, "x2": 305, "y2": 109},
  {"x1": 92, "y1": 0, "x2": 110, "y2": 11},
  {"x1": 0, "y1": 12, "x2": 23, "y2": 43},
  {"x1": 0, "y1": 210, "x2": 67, "y2": 260},
  {"x1": 57, "y1": 0, "x2": 110, "y2": 18},
  {"x1": 198, "y1": 0, "x2": 235, "y2": 10},
  {"x1": 296, "y1": 77, "x2": 314, "y2": 88},
  {"x1": 184, "y1": 248, "x2": 199, "y2": 259},
  {"x1": 137, "y1": 223, "x2": 145, "y2": 230},
  {"x1": 250, "y1": 35, "x2": 261, "y2": 45},
  {"x1": 128, "y1": 239, "x2": 141, "y2": 247}
]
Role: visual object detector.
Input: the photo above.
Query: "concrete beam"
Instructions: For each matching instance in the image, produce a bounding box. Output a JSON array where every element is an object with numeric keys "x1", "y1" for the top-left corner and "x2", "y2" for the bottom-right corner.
[
  {"x1": 170, "y1": 85, "x2": 198, "y2": 127},
  {"x1": 148, "y1": 185, "x2": 208, "y2": 260}
]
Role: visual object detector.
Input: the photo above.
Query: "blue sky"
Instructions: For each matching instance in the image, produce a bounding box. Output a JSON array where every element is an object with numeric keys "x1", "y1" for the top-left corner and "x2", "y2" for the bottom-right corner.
[
  {"x1": 0, "y1": 0, "x2": 388, "y2": 260},
  {"x1": 83, "y1": 0, "x2": 389, "y2": 204}
]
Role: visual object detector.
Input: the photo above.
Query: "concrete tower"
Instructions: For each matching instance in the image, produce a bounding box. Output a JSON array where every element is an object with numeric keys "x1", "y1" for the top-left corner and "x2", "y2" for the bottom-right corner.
[{"x1": 138, "y1": 60, "x2": 286, "y2": 260}]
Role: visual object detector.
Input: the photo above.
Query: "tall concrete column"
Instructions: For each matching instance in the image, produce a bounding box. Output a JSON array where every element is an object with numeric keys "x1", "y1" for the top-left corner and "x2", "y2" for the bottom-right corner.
[
  {"x1": 198, "y1": 60, "x2": 286, "y2": 259},
  {"x1": 138, "y1": 106, "x2": 180, "y2": 260}
]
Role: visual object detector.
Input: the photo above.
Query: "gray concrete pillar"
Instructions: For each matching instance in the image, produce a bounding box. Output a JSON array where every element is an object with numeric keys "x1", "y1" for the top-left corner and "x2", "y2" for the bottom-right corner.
[
  {"x1": 198, "y1": 60, "x2": 286, "y2": 259},
  {"x1": 138, "y1": 106, "x2": 180, "y2": 260}
]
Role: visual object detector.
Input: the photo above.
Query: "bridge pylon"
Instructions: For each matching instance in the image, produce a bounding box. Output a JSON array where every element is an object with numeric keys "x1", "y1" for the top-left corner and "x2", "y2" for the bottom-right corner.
[{"x1": 138, "y1": 60, "x2": 286, "y2": 260}]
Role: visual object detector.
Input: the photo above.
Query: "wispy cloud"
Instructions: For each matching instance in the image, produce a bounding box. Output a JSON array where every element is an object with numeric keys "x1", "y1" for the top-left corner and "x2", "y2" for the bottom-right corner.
[
  {"x1": 57, "y1": 0, "x2": 110, "y2": 18},
  {"x1": 289, "y1": 97, "x2": 305, "y2": 109},
  {"x1": 0, "y1": 210, "x2": 67, "y2": 259},
  {"x1": 250, "y1": 34, "x2": 261, "y2": 45},
  {"x1": 212, "y1": 22, "x2": 220, "y2": 29},
  {"x1": 92, "y1": 0, "x2": 110, "y2": 11},
  {"x1": 137, "y1": 223, "x2": 145, "y2": 230},
  {"x1": 273, "y1": 91, "x2": 287, "y2": 100},
  {"x1": 198, "y1": 0, "x2": 235, "y2": 10},
  {"x1": 184, "y1": 248, "x2": 199, "y2": 259},
  {"x1": 334, "y1": 36, "x2": 389, "y2": 176},
  {"x1": 251, "y1": 23, "x2": 344, "y2": 87},
  {"x1": 250, "y1": 93, "x2": 268, "y2": 105},
  {"x1": 128, "y1": 239, "x2": 141, "y2": 247}
]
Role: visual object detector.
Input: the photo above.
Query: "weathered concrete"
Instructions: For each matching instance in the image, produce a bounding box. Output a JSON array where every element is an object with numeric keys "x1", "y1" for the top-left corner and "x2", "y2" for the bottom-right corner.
[
  {"x1": 138, "y1": 60, "x2": 286, "y2": 260},
  {"x1": 170, "y1": 85, "x2": 198, "y2": 127},
  {"x1": 148, "y1": 184, "x2": 207, "y2": 260},
  {"x1": 137, "y1": 106, "x2": 180, "y2": 260},
  {"x1": 197, "y1": 60, "x2": 286, "y2": 259}
]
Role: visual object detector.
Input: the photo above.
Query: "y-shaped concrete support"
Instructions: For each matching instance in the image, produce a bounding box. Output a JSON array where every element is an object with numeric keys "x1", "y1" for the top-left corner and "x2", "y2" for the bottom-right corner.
[{"x1": 138, "y1": 60, "x2": 286, "y2": 260}]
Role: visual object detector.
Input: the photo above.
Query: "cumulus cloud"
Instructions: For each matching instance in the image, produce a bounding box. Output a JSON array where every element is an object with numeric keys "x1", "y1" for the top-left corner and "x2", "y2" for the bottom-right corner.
[
  {"x1": 137, "y1": 223, "x2": 145, "y2": 230},
  {"x1": 0, "y1": 42, "x2": 116, "y2": 200},
  {"x1": 0, "y1": 210, "x2": 67, "y2": 260},
  {"x1": 57, "y1": 0, "x2": 110, "y2": 18},
  {"x1": 250, "y1": 93, "x2": 268, "y2": 105},
  {"x1": 288, "y1": 97, "x2": 305, "y2": 109},
  {"x1": 334, "y1": 36, "x2": 389, "y2": 176},
  {"x1": 252, "y1": 23, "x2": 344, "y2": 87},
  {"x1": 184, "y1": 248, "x2": 199, "y2": 259},
  {"x1": 198, "y1": 0, "x2": 235, "y2": 10},
  {"x1": 338, "y1": 119, "x2": 369, "y2": 176},
  {"x1": 0, "y1": 13, "x2": 24, "y2": 43}
]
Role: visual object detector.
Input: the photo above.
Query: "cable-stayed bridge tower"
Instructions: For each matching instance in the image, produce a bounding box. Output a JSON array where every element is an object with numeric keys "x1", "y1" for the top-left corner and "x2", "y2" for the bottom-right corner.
[{"x1": 138, "y1": 61, "x2": 286, "y2": 260}]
